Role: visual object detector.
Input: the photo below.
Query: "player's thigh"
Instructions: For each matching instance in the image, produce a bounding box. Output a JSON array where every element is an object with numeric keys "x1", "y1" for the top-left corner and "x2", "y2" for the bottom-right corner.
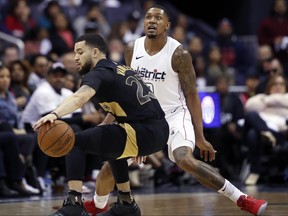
[
  {"x1": 75, "y1": 124, "x2": 127, "y2": 159},
  {"x1": 167, "y1": 114, "x2": 195, "y2": 163}
]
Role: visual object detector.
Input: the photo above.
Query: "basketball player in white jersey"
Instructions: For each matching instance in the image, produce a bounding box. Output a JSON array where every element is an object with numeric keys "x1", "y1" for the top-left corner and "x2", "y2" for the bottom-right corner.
[{"x1": 85, "y1": 5, "x2": 267, "y2": 216}]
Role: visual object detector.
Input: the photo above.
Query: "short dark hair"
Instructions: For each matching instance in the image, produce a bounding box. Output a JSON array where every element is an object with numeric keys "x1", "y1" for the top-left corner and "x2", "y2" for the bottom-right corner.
[
  {"x1": 76, "y1": 33, "x2": 107, "y2": 54},
  {"x1": 147, "y1": 5, "x2": 170, "y2": 21}
]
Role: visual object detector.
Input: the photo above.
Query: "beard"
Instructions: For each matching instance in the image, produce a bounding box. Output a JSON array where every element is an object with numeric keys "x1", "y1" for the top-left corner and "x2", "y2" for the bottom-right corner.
[
  {"x1": 146, "y1": 34, "x2": 156, "y2": 39},
  {"x1": 79, "y1": 58, "x2": 93, "y2": 76}
]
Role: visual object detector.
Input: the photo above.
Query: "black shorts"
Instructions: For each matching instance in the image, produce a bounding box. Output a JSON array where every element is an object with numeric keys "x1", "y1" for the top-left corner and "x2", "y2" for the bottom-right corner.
[{"x1": 75, "y1": 118, "x2": 169, "y2": 160}]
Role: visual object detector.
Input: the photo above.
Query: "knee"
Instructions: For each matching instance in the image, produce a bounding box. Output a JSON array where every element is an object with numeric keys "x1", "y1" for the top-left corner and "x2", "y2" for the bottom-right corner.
[{"x1": 173, "y1": 147, "x2": 197, "y2": 169}]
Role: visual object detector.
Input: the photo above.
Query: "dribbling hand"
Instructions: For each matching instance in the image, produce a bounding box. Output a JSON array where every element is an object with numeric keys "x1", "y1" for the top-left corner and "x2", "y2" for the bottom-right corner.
[{"x1": 33, "y1": 113, "x2": 58, "y2": 131}]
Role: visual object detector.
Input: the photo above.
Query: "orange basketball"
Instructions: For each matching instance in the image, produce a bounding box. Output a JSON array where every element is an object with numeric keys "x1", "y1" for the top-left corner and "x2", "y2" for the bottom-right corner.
[{"x1": 37, "y1": 120, "x2": 75, "y2": 157}]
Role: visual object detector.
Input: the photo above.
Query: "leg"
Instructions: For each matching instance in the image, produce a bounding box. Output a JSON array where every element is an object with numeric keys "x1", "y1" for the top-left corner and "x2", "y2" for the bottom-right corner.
[
  {"x1": 98, "y1": 159, "x2": 140, "y2": 216},
  {"x1": 171, "y1": 132, "x2": 267, "y2": 216},
  {"x1": 84, "y1": 162, "x2": 114, "y2": 215},
  {"x1": 96, "y1": 162, "x2": 115, "y2": 196}
]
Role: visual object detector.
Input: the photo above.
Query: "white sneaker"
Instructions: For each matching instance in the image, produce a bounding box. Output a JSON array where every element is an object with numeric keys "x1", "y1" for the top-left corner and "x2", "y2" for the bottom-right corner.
[
  {"x1": 37, "y1": 176, "x2": 47, "y2": 191},
  {"x1": 22, "y1": 178, "x2": 40, "y2": 194}
]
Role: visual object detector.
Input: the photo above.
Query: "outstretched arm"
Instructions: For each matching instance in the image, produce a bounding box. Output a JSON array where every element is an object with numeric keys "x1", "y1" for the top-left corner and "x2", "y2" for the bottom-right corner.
[
  {"x1": 33, "y1": 85, "x2": 96, "y2": 130},
  {"x1": 172, "y1": 45, "x2": 216, "y2": 161}
]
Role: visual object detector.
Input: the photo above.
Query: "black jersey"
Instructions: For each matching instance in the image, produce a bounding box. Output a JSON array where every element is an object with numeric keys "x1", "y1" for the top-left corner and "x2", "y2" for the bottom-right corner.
[{"x1": 81, "y1": 59, "x2": 165, "y2": 123}]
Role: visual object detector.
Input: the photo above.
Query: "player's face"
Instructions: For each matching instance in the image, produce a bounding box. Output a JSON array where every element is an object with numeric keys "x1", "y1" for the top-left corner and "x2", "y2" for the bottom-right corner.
[
  {"x1": 74, "y1": 41, "x2": 94, "y2": 75},
  {"x1": 144, "y1": 8, "x2": 170, "y2": 38}
]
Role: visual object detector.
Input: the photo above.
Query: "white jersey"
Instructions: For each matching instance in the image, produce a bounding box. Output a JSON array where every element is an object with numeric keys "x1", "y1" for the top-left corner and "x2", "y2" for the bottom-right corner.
[
  {"x1": 131, "y1": 36, "x2": 195, "y2": 162},
  {"x1": 131, "y1": 36, "x2": 187, "y2": 119},
  {"x1": 21, "y1": 81, "x2": 81, "y2": 126}
]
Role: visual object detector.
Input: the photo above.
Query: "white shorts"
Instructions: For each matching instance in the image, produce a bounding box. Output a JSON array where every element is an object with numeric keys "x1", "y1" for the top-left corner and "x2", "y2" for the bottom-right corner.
[{"x1": 166, "y1": 109, "x2": 195, "y2": 162}]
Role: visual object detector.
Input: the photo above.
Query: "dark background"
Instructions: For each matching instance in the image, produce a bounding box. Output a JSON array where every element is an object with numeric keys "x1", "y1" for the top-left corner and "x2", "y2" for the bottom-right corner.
[{"x1": 168, "y1": 0, "x2": 274, "y2": 35}]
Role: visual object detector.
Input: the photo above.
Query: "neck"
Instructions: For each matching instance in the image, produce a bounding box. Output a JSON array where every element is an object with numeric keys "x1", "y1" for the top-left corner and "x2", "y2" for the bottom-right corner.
[
  {"x1": 93, "y1": 55, "x2": 106, "y2": 68},
  {"x1": 145, "y1": 35, "x2": 167, "y2": 55}
]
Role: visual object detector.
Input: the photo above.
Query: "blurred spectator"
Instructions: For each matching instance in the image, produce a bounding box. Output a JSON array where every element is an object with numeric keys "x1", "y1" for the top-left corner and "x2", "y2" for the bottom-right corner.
[
  {"x1": 188, "y1": 35, "x2": 205, "y2": 59},
  {"x1": 0, "y1": 132, "x2": 22, "y2": 197},
  {"x1": 2, "y1": 0, "x2": 36, "y2": 39},
  {"x1": 171, "y1": 25, "x2": 188, "y2": 48},
  {"x1": 23, "y1": 26, "x2": 52, "y2": 58},
  {"x1": 22, "y1": 62, "x2": 82, "y2": 128},
  {"x1": 258, "y1": 0, "x2": 288, "y2": 72},
  {"x1": 1, "y1": 45, "x2": 21, "y2": 66},
  {"x1": 239, "y1": 74, "x2": 260, "y2": 107},
  {"x1": 8, "y1": 60, "x2": 31, "y2": 112},
  {"x1": 0, "y1": 63, "x2": 38, "y2": 195},
  {"x1": 107, "y1": 38, "x2": 125, "y2": 64},
  {"x1": 214, "y1": 18, "x2": 252, "y2": 85},
  {"x1": 244, "y1": 74, "x2": 288, "y2": 185},
  {"x1": 49, "y1": 13, "x2": 76, "y2": 56},
  {"x1": 64, "y1": 73, "x2": 79, "y2": 93},
  {"x1": 60, "y1": 52, "x2": 78, "y2": 75},
  {"x1": 204, "y1": 75, "x2": 244, "y2": 179},
  {"x1": 188, "y1": 36, "x2": 207, "y2": 87},
  {"x1": 255, "y1": 57, "x2": 284, "y2": 94},
  {"x1": 205, "y1": 43, "x2": 230, "y2": 85},
  {"x1": 27, "y1": 54, "x2": 50, "y2": 93},
  {"x1": 122, "y1": 10, "x2": 143, "y2": 44},
  {"x1": 215, "y1": 75, "x2": 245, "y2": 179},
  {"x1": 193, "y1": 55, "x2": 207, "y2": 88},
  {"x1": 60, "y1": 0, "x2": 87, "y2": 24},
  {"x1": 253, "y1": 44, "x2": 274, "y2": 79},
  {"x1": 37, "y1": 0, "x2": 64, "y2": 30},
  {"x1": 73, "y1": 2, "x2": 111, "y2": 38}
]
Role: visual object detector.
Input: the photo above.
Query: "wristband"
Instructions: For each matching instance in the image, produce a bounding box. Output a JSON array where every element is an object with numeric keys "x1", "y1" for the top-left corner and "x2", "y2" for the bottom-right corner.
[{"x1": 51, "y1": 112, "x2": 59, "y2": 119}]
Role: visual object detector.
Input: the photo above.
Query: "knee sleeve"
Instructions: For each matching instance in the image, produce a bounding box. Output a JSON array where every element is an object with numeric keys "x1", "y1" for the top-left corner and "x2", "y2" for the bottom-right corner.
[{"x1": 109, "y1": 159, "x2": 129, "y2": 184}]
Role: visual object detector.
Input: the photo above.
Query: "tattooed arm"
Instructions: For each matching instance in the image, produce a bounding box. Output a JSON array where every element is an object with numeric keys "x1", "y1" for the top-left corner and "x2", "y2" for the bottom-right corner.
[
  {"x1": 172, "y1": 45, "x2": 216, "y2": 161},
  {"x1": 33, "y1": 85, "x2": 96, "y2": 130}
]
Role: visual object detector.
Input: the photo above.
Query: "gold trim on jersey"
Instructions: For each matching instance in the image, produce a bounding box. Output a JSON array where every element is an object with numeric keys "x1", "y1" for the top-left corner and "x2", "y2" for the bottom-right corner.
[
  {"x1": 99, "y1": 102, "x2": 127, "y2": 117},
  {"x1": 117, "y1": 123, "x2": 138, "y2": 159},
  {"x1": 116, "y1": 65, "x2": 133, "y2": 76}
]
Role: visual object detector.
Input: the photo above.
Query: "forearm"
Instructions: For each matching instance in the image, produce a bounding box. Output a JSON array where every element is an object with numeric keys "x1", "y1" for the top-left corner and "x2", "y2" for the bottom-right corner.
[
  {"x1": 53, "y1": 94, "x2": 86, "y2": 118},
  {"x1": 187, "y1": 93, "x2": 205, "y2": 141}
]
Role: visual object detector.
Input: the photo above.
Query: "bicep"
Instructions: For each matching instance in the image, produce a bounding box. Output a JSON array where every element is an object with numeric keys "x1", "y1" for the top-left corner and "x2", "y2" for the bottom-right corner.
[{"x1": 172, "y1": 47, "x2": 197, "y2": 96}]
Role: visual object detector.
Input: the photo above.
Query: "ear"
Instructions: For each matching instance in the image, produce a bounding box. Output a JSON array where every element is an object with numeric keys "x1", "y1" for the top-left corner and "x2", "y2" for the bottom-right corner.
[
  {"x1": 166, "y1": 21, "x2": 171, "y2": 31},
  {"x1": 93, "y1": 48, "x2": 99, "y2": 56}
]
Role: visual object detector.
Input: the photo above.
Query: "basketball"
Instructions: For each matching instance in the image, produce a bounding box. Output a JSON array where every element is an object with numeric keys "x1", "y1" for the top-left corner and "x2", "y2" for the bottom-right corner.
[{"x1": 37, "y1": 120, "x2": 75, "y2": 157}]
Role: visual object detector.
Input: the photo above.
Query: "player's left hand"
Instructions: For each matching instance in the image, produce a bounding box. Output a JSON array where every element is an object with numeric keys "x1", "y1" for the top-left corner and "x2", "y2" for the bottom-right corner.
[
  {"x1": 132, "y1": 156, "x2": 147, "y2": 164},
  {"x1": 196, "y1": 139, "x2": 217, "y2": 162},
  {"x1": 33, "y1": 113, "x2": 57, "y2": 131}
]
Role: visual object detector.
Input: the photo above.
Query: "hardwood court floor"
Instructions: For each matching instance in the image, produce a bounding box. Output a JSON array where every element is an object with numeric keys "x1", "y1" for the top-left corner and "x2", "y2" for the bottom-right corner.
[{"x1": 0, "y1": 184, "x2": 287, "y2": 216}]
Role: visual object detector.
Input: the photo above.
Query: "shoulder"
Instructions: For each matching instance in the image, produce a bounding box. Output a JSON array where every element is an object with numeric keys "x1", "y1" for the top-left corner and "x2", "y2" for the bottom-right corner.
[{"x1": 172, "y1": 45, "x2": 192, "y2": 71}]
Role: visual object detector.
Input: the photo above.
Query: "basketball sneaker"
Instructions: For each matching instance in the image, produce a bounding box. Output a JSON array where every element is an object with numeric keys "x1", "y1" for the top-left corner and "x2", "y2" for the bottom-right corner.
[
  {"x1": 50, "y1": 197, "x2": 89, "y2": 216},
  {"x1": 84, "y1": 199, "x2": 108, "y2": 216},
  {"x1": 237, "y1": 195, "x2": 267, "y2": 215},
  {"x1": 98, "y1": 198, "x2": 141, "y2": 216}
]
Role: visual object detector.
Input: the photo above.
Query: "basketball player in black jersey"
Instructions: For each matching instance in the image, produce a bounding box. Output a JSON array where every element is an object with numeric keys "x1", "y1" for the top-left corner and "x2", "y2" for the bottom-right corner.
[{"x1": 33, "y1": 33, "x2": 169, "y2": 216}]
